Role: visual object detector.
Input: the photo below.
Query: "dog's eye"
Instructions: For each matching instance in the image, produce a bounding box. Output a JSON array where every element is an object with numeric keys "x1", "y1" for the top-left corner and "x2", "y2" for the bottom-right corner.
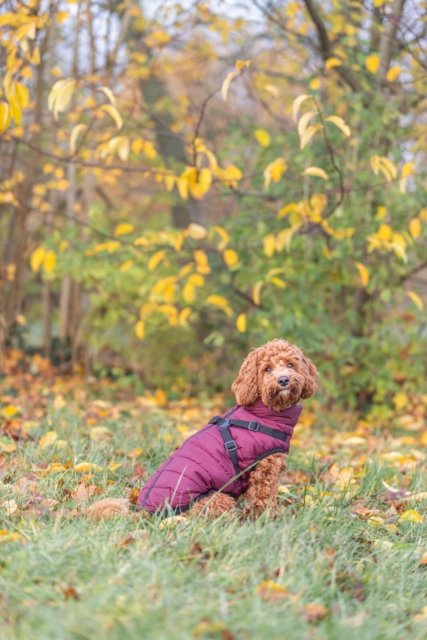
[
  {"x1": 287, "y1": 363, "x2": 294, "y2": 368},
  {"x1": 265, "y1": 367, "x2": 271, "y2": 372}
]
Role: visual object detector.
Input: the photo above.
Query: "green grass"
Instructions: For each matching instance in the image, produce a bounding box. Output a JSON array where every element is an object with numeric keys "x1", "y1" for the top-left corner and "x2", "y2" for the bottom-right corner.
[{"x1": 1, "y1": 400, "x2": 427, "y2": 640}]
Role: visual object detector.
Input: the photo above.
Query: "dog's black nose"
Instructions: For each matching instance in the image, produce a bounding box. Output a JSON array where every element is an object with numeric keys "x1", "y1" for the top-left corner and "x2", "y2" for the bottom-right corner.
[{"x1": 278, "y1": 376, "x2": 290, "y2": 388}]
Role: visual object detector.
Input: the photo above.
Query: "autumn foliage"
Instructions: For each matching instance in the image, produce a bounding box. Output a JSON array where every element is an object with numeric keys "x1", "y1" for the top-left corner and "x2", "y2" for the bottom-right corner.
[{"x1": 1, "y1": 0, "x2": 426, "y2": 415}]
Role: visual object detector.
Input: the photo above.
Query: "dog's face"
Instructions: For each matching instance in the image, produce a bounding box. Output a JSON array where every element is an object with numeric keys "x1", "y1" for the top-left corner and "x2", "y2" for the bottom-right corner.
[{"x1": 231, "y1": 339, "x2": 318, "y2": 411}]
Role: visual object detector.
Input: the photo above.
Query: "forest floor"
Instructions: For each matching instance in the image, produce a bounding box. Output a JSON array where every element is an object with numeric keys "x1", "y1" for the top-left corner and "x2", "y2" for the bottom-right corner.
[{"x1": 1, "y1": 351, "x2": 427, "y2": 639}]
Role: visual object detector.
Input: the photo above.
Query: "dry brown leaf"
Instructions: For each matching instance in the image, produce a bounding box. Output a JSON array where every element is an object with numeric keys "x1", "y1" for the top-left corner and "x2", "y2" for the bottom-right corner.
[
  {"x1": 84, "y1": 498, "x2": 130, "y2": 519},
  {"x1": 303, "y1": 603, "x2": 329, "y2": 622},
  {"x1": 119, "y1": 530, "x2": 149, "y2": 548},
  {"x1": 71, "y1": 482, "x2": 97, "y2": 503}
]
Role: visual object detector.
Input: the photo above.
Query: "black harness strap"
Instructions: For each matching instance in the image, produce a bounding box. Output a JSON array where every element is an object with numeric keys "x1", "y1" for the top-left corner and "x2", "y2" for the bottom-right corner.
[{"x1": 209, "y1": 413, "x2": 289, "y2": 476}]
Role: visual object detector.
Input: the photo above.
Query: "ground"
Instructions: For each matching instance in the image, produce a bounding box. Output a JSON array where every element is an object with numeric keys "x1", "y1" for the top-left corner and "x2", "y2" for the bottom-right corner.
[{"x1": 1, "y1": 356, "x2": 427, "y2": 639}]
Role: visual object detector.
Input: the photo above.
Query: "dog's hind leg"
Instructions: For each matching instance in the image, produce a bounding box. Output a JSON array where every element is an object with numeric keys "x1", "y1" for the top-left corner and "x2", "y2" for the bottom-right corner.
[
  {"x1": 243, "y1": 452, "x2": 286, "y2": 520},
  {"x1": 190, "y1": 493, "x2": 236, "y2": 519}
]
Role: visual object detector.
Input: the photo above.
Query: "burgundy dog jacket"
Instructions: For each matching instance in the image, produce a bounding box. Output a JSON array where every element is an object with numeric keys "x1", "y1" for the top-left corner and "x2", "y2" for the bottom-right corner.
[{"x1": 137, "y1": 399, "x2": 302, "y2": 514}]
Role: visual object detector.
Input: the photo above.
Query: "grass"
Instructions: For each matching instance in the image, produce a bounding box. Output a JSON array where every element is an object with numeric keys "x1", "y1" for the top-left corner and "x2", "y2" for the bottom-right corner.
[{"x1": 1, "y1": 375, "x2": 427, "y2": 639}]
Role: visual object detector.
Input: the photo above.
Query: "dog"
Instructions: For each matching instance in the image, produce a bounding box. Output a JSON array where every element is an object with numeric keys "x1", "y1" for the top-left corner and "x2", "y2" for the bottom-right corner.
[
  {"x1": 135, "y1": 339, "x2": 318, "y2": 520},
  {"x1": 87, "y1": 339, "x2": 317, "y2": 521}
]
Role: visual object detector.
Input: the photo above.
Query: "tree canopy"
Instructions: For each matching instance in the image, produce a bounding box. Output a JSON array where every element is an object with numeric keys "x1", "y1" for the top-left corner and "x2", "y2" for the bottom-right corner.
[{"x1": 1, "y1": 0, "x2": 426, "y2": 416}]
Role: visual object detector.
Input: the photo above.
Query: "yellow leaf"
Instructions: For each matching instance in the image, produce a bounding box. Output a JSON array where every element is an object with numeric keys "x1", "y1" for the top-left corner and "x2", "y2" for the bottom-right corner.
[
  {"x1": 253, "y1": 280, "x2": 263, "y2": 306},
  {"x1": 223, "y1": 249, "x2": 239, "y2": 266},
  {"x1": 366, "y1": 55, "x2": 380, "y2": 74},
  {"x1": 276, "y1": 228, "x2": 295, "y2": 252},
  {"x1": 114, "y1": 223, "x2": 134, "y2": 236},
  {"x1": 148, "y1": 250, "x2": 165, "y2": 271},
  {"x1": 100, "y1": 104, "x2": 123, "y2": 129},
  {"x1": 297, "y1": 110, "x2": 317, "y2": 137},
  {"x1": 188, "y1": 273, "x2": 204, "y2": 287},
  {"x1": 30, "y1": 247, "x2": 46, "y2": 273},
  {"x1": 183, "y1": 282, "x2": 196, "y2": 303},
  {"x1": 292, "y1": 94, "x2": 312, "y2": 123},
  {"x1": 109, "y1": 463, "x2": 123, "y2": 472},
  {"x1": 165, "y1": 174, "x2": 175, "y2": 192},
  {"x1": 9, "y1": 97, "x2": 22, "y2": 125},
  {"x1": 179, "y1": 308, "x2": 192, "y2": 326},
  {"x1": 119, "y1": 260, "x2": 133, "y2": 272},
  {"x1": 398, "y1": 509, "x2": 423, "y2": 523},
  {"x1": 186, "y1": 223, "x2": 207, "y2": 239},
  {"x1": 158, "y1": 515, "x2": 187, "y2": 530},
  {"x1": 69, "y1": 123, "x2": 87, "y2": 153},
  {"x1": 43, "y1": 250, "x2": 56, "y2": 274},
  {"x1": 300, "y1": 124, "x2": 321, "y2": 150},
  {"x1": 135, "y1": 320, "x2": 145, "y2": 339},
  {"x1": 3, "y1": 405, "x2": 19, "y2": 418},
  {"x1": 176, "y1": 177, "x2": 189, "y2": 200},
  {"x1": 15, "y1": 83, "x2": 29, "y2": 109},
  {"x1": 100, "y1": 86, "x2": 116, "y2": 105},
  {"x1": 48, "y1": 79, "x2": 76, "y2": 119},
  {"x1": 0, "y1": 531, "x2": 27, "y2": 543},
  {"x1": 408, "y1": 291, "x2": 423, "y2": 311},
  {"x1": 254, "y1": 128, "x2": 271, "y2": 147},
  {"x1": 355, "y1": 262, "x2": 370, "y2": 287},
  {"x1": 53, "y1": 395, "x2": 66, "y2": 410},
  {"x1": 263, "y1": 158, "x2": 287, "y2": 188},
  {"x1": 303, "y1": 166, "x2": 329, "y2": 180},
  {"x1": 393, "y1": 393, "x2": 408, "y2": 410},
  {"x1": 377, "y1": 224, "x2": 392, "y2": 241},
  {"x1": 309, "y1": 78, "x2": 320, "y2": 90},
  {"x1": 236, "y1": 313, "x2": 246, "y2": 332},
  {"x1": 221, "y1": 71, "x2": 237, "y2": 101},
  {"x1": 90, "y1": 427, "x2": 113, "y2": 441},
  {"x1": 235, "y1": 59, "x2": 251, "y2": 71},
  {"x1": 39, "y1": 430, "x2": 58, "y2": 449},
  {"x1": 377, "y1": 206, "x2": 387, "y2": 219},
  {"x1": 263, "y1": 234, "x2": 275, "y2": 257},
  {"x1": 325, "y1": 115, "x2": 351, "y2": 137},
  {"x1": 74, "y1": 463, "x2": 103, "y2": 472},
  {"x1": 409, "y1": 218, "x2": 421, "y2": 239},
  {"x1": 270, "y1": 277, "x2": 286, "y2": 289},
  {"x1": 386, "y1": 67, "x2": 401, "y2": 82},
  {"x1": 0, "y1": 103, "x2": 11, "y2": 133},
  {"x1": 277, "y1": 203, "x2": 298, "y2": 219},
  {"x1": 206, "y1": 295, "x2": 229, "y2": 308},
  {"x1": 213, "y1": 225, "x2": 230, "y2": 251},
  {"x1": 325, "y1": 57, "x2": 342, "y2": 70}
]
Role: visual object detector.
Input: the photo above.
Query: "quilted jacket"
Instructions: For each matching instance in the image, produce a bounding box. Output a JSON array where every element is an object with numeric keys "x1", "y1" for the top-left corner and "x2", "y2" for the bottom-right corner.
[{"x1": 137, "y1": 398, "x2": 302, "y2": 514}]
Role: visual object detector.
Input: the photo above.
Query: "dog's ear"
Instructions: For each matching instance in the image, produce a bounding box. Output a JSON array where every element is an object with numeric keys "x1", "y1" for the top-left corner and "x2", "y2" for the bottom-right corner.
[
  {"x1": 301, "y1": 355, "x2": 318, "y2": 399},
  {"x1": 231, "y1": 349, "x2": 259, "y2": 406}
]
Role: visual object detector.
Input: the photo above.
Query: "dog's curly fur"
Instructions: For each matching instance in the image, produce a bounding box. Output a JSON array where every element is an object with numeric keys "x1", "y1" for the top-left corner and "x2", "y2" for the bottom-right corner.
[{"x1": 189, "y1": 339, "x2": 318, "y2": 520}]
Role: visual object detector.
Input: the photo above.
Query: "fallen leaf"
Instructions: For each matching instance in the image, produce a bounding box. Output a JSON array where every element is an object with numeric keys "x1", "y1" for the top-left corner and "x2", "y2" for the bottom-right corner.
[
  {"x1": 119, "y1": 530, "x2": 149, "y2": 548},
  {"x1": 90, "y1": 426, "x2": 113, "y2": 441},
  {"x1": 74, "y1": 462, "x2": 103, "y2": 472},
  {"x1": 255, "y1": 580, "x2": 290, "y2": 601},
  {"x1": 1, "y1": 500, "x2": 18, "y2": 516},
  {"x1": 0, "y1": 530, "x2": 26, "y2": 543},
  {"x1": 398, "y1": 509, "x2": 423, "y2": 523},
  {"x1": 303, "y1": 603, "x2": 329, "y2": 622},
  {"x1": 158, "y1": 515, "x2": 187, "y2": 530},
  {"x1": 127, "y1": 447, "x2": 143, "y2": 459},
  {"x1": 38, "y1": 430, "x2": 58, "y2": 448}
]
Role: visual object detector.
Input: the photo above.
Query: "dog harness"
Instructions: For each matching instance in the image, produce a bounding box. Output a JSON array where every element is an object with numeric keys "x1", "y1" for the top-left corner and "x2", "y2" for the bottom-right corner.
[{"x1": 137, "y1": 399, "x2": 302, "y2": 515}]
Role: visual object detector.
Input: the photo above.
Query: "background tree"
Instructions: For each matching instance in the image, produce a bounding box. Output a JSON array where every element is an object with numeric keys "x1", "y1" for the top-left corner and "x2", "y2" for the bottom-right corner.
[{"x1": 1, "y1": 0, "x2": 426, "y2": 416}]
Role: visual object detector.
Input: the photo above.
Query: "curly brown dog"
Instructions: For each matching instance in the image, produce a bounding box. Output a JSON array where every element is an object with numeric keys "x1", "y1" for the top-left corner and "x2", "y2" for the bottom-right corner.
[{"x1": 89, "y1": 340, "x2": 317, "y2": 521}]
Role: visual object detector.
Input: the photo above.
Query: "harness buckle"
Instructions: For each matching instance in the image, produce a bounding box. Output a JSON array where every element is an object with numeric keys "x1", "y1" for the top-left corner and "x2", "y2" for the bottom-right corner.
[
  {"x1": 209, "y1": 415, "x2": 222, "y2": 425},
  {"x1": 224, "y1": 440, "x2": 237, "y2": 452},
  {"x1": 248, "y1": 421, "x2": 259, "y2": 432}
]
